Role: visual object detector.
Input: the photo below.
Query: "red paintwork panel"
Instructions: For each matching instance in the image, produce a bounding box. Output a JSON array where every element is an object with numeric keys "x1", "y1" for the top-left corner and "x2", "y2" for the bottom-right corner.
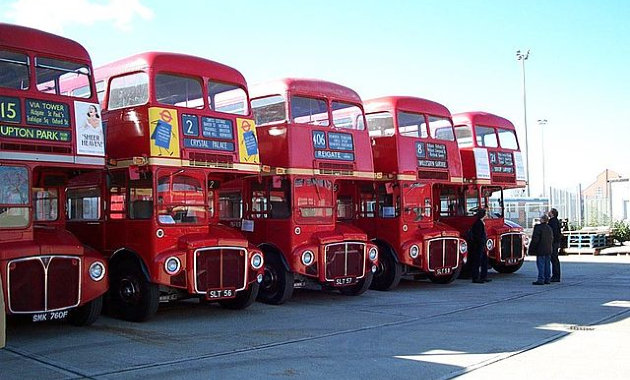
[{"x1": 0, "y1": 23, "x2": 91, "y2": 62}]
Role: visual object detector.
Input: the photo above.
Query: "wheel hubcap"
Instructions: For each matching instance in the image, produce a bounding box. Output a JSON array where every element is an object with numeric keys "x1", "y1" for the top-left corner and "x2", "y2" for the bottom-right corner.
[{"x1": 119, "y1": 278, "x2": 139, "y2": 304}]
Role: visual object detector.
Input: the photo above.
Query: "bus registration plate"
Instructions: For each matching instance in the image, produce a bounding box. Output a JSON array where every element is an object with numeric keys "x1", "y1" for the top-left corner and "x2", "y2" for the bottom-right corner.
[
  {"x1": 206, "y1": 288, "x2": 236, "y2": 300},
  {"x1": 435, "y1": 267, "x2": 452, "y2": 276},
  {"x1": 334, "y1": 277, "x2": 355, "y2": 286},
  {"x1": 506, "y1": 258, "x2": 519, "y2": 265},
  {"x1": 32, "y1": 310, "x2": 69, "y2": 322}
]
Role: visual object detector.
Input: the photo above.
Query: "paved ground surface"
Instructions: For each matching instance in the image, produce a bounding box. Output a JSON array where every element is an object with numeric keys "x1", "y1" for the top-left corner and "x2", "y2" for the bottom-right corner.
[{"x1": 1, "y1": 255, "x2": 629, "y2": 379}]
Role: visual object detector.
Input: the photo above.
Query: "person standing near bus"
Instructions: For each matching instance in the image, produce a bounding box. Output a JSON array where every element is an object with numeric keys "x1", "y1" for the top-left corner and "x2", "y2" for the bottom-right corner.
[
  {"x1": 470, "y1": 208, "x2": 491, "y2": 283},
  {"x1": 530, "y1": 214, "x2": 553, "y2": 285},
  {"x1": 548, "y1": 208, "x2": 562, "y2": 282}
]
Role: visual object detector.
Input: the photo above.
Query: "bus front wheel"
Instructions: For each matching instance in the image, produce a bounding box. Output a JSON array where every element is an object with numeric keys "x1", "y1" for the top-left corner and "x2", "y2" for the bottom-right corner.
[
  {"x1": 219, "y1": 282, "x2": 259, "y2": 310},
  {"x1": 257, "y1": 252, "x2": 293, "y2": 305},
  {"x1": 111, "y1": 261, "x2": 159, "y2": 322},
  {"x1": 370, "y1": 248, "x2": 402, "y2": 291},
  {"x1": 68, "y1": 296, "x2": 103, "y2": 326}
]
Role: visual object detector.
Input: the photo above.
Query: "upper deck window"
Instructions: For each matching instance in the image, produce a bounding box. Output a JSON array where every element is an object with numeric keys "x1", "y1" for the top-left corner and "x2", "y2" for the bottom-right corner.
[
  {"x1": 208, "y1": 81, "x2": 248, "y2": 115},
  {"x1": 156, "y1": 73, "x2": 204, "y2": 108},
  {"x1": 252, "y1": 95, "x2": 286, "y2": 126},
  {"x1": 497, "y1": 128, "x2": 518, "y2": 150},
  {"x1": 291, "y1": 96, "x2": 329, "y2": 126},
  {"x1": 428, "y1": 116, "x2": 455, "y2": 141},
  {"x1": 36, "y1": 57, "x2": 91, "y2": 98},
  {"x1": 475, "y1": 125, "x2": 498, "y2": 147},
  {"x1": 397, "y1": 111, "x2": 428, "y2": 138},
  {"x1": 108, "y1": 72, "x2": 149, "y2": 110},
  {"x1": 454, "y1": 125, "x2": 473, "y2": 147},
  {"x1": 331, "y1": 101, "x2": 364, "y2": 130},
  {"x1": 366, "y1": 112, "x2": 395, "y2": 137},
  {"x1": 0, "y1": 50, "x2": 29, "y2": 90},
  {"x1": 0, "y1": 166, "x2": 30, "y2": 228}
]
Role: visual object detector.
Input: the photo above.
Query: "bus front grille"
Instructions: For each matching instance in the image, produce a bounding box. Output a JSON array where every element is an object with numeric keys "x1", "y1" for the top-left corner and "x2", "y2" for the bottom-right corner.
[
  {"x1": 7, "y1": 256, "x2": 81, "y2": 313},
  {"x1": 427, "y1": 238, "x2": 459, "y2": 271},
  {"x1": 324, "y1": 242, "x2": 365, "y2": 280},
  {"x1": 194, "y1": 247, "x2": 247, "y2": 293},
  {"x1": 500, "y1": 233, "x2": 524, "y2": 261}
]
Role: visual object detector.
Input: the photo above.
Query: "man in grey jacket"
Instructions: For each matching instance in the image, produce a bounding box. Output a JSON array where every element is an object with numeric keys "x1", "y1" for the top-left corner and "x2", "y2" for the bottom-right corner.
[{"x1": 529, "y1": 214, "x2": 553, "y2": 285}]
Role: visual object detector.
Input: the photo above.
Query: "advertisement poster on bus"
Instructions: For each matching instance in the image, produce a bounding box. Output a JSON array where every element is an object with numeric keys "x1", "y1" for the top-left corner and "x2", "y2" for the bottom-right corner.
[
  {"x1": 74, "y1": 101, "x2": 105, "y2": 156},
  {"x1": 236, "y1": 118, "x2": 259, "y2": 164},
  {"x1": 473, "y1": 148, "x2": 491, "y2": 179},
  {"x1": 148, "y1": 107, "x2": 180, "y2": 158}
]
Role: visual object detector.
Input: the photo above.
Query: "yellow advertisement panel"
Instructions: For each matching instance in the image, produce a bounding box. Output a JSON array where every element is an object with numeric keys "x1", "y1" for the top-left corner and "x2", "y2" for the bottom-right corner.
[
  {"x1": 236, "y1": 118, "x2": 260, "y2": 164},
  {"x1": 148, "y1": 107, "x2": 180, "y2": 158}
]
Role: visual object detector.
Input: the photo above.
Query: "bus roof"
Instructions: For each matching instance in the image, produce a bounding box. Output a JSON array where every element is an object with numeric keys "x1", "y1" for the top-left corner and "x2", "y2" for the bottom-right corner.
[
  {"x1": 364, "y1": 96, "x2": 452, "y2": 118},
  {"x1": 453, "y1": 111, "x2": 515, "y2": 130},
  {"x1": 94, "y1": 51, "x2": 248, "y2": 86},
  {"x1": 0, "y1": 23, "x2": 91, "y2": 62},
  {"x1": 250, "y1": 78, "x2": 362, "y2": 104}
]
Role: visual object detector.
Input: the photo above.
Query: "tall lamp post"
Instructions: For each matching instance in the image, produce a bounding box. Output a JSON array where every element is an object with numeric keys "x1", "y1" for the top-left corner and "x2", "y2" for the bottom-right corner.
[
  {"x1": 537, "y1": 119, "x2": 547, "y2": 197},
  {"x1": 516, "y1": 49, "x2": 531, "y2": 196}
]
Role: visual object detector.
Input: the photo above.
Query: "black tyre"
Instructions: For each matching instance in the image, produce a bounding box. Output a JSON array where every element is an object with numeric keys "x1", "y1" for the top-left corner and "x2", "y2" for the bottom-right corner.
[
  {"x1": 339, "y1": 271, "x2": 373, "y2": 296},
  {"x1": 110, "y1": 260, "x2": 159, "y2": 322},
  {"x1": 68, "y1": 296, "x2": 103, "y2": 326},
  {"x1": 370, "y1": 247, "x2": 402, "y2": 291},
  {"x1": 219, "y1": 282, "x2": 259, "y2": 310},
  {"x1": 429, "y1": 265, "x2": 462, "y2": 284},
  {"x1": 491, "y1": 259, "x2": 524, "y2": 273},
  {"x1": 257, "y1": 251, "x2": 294, "y2": 305}
]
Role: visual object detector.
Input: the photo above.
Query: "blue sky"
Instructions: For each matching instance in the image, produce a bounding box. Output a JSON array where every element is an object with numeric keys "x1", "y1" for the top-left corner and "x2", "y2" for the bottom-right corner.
[{"x1": 2, "y1": 0, "x2": 628, "y2": 195}]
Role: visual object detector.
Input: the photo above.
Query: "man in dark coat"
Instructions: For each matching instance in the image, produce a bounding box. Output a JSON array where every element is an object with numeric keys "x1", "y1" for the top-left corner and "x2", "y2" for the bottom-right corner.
[
  {"x1": 469, "y1": 208, "x2": 491, "y2": 283},
  {"x1": 548, "y1": 208, "x2": 562, "y2": 282},
  {"x1": 529, "y1": 214, "x2": 553, "y2": 285}
]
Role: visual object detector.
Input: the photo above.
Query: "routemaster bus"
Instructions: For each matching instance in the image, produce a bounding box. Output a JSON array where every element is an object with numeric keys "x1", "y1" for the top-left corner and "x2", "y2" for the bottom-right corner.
[
  {"x1": 438, "y1": 111, "x2": 527, "y2": 273},
  {"x1": 66, "y1": 52, "x2": 264, "y2": 321},
  {"x1": 0, "y1": 23, "x2": 107, "y2": 325},
  {"x1": 219, "y1": 78, "x2": 378, "y2": 304},
  {"x1": 342, "y1": 96, "x2": 467, "y2": 290}
]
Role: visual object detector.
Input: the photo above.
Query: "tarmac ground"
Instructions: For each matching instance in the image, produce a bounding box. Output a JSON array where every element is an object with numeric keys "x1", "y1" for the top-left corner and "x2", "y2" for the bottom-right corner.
[{"x1": 1, "y1": 254, "x2": 629, "y2": 379}]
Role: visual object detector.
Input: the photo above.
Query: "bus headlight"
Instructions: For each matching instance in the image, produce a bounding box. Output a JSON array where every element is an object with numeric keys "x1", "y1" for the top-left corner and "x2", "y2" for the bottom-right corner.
[
  {"x1": 368, "y1": 247, "x2": 378, "y2": 261},
  {"x1": 460, "y1": 241, "x2": 468, "y2": 254},
  {"x1": 409, "y1": 245, "x2": 419, "y2": 259},
  {"x1": 164, "y1": 257, "x2": 181, "y2": 275},
  {"x1": 301, "y1": 250, "x2": 314, "y2": 266},
  {"x1": 89, "y1": 261, "x2": 105, "y2": 281},
  {"x1": 523, "y1": 235, "x2": 530, "y2": 247},
  {"x1": 486, "y1": 239, "x2": 495, "y2": 251},
  {"x1": 251, "y1": 253, "x2": 264, "y2": 270}
]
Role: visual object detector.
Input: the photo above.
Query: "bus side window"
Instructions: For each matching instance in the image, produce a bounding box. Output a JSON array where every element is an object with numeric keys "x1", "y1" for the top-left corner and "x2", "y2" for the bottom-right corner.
[{"x1": 67, "y1": 187, "x2": 101, "y2": 220}]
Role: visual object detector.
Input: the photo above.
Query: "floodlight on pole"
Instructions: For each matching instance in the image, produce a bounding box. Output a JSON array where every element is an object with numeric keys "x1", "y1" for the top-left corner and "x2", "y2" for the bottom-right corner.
[{"x1": 516, "y1": 49, "x2": 531, "y2": 196}]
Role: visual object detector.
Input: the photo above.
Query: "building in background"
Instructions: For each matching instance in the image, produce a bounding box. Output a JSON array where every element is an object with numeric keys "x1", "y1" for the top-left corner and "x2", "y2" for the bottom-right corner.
[{"x1": 582, "y1": 169, "x2": 628, "y2": 226}]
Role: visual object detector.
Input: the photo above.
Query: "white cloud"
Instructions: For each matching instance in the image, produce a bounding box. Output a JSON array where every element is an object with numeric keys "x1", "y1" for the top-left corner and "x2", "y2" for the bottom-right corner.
[{"x1": 4, "y1": 0, "x2": 154, "y2": 34}]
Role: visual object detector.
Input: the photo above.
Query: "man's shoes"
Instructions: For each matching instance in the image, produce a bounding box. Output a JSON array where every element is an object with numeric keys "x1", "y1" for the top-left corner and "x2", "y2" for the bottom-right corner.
[
  {"x1": 483, "y1": 278, "x2": 492, "y2": 282},
  {"x1": 544, "y1": 280, "x2": 550, "y2": 284},
  {"x1": 550, "y1": 278, "x2": 560, "y2": 282},
  {"x1": 532, "y1": 281, "x2": 545, "y2": 285},
  {"x1": 472, "y1": 279, "x2": 485, "y2": 284}
]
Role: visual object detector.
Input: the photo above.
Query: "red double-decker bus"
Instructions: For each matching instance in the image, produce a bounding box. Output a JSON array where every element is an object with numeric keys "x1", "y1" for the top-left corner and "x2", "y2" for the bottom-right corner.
[
  {"x1": 342, "y1": 96, "x2": 467, "y2": 290},
  {"x1": 66, "y1": 52, "x2": 264, "y2": 321},
  {"x1": 219, "y1": 78, "x2": 378, "y2": 304},
  {"x1": 0, "y1": 23, "x2": 107, "y2": 325},
  {"x1": 438, "y1": 111, "x2": 527, "y2": 273}
]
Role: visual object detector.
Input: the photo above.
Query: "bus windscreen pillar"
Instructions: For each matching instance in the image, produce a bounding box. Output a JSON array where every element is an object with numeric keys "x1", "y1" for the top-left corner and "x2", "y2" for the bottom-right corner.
[{"x1": 1, "y1": 272, "x2": 5, "y2": 348}]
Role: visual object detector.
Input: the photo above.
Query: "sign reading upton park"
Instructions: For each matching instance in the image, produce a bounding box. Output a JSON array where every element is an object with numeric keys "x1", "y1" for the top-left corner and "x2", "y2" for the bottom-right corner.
[
  {"x1": 25, "y1": 99, "x2": 70, "y2": 127},
  {"x1": 0, "y1": 125, "x2": 71, "y2": 142}
]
